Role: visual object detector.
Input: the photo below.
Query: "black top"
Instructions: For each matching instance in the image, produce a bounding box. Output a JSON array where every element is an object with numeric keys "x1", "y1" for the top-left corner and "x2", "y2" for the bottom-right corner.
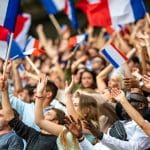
[{"x1": 9, "y1": 117, "x2": 58, "y2": 150}]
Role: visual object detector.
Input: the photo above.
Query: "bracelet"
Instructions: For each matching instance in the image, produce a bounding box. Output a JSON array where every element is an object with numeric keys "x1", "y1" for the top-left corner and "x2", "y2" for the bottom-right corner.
[
  {"x1": 35, "y1": 95, "x2": 44, "y2": 100},
  {"x1": 78, "y1": 136, "x2": 85, "y2": 142}
]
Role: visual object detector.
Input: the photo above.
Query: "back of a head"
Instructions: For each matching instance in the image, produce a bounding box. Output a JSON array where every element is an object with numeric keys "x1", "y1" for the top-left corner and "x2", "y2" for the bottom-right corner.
[
  {"x1": 46, "y1": 80, "x2": 58, "y2": 100},
  {"x1": 127, "y1": 93, "x2": 148, "y2": 108},
  {"x1": 78, "y1": 93, "x2": 99, "y2": 122}
]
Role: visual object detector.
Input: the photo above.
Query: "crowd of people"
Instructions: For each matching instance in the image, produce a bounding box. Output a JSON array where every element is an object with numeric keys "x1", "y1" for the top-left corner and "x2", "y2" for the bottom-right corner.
[{"x1": 0, "y1": 14, "x2": 150, "y2": 150}]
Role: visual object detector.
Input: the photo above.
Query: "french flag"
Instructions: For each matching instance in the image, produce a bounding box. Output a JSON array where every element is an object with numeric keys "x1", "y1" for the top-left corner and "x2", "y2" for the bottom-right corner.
[
  {"x1": 101, "y1": 43, "x2": 128, "y2": 68},
  {"x1": 14, "y1": 13, "x2": 31, "y2": 49},
  {"x1": 64, "y1": 0, "x2": 78, "y2": 29},
  {"x1": 0, "y1": 0, "x2": 20, "y2": 32},
  {"x1": 23, "y1": 36, "x2": 45, "y2": 57},
  {"x1": 40, "y1": 0, "x2": 65, "y2": 14},
  {"x1": 77, "y1": 0, "x2": 146, "y2": 27},
  {"x1": 68, "y1": 33, "x2": 88, "y2": 48},
  {"x1": 0, "y1": 26, "x2": 24, "y2": 60}
]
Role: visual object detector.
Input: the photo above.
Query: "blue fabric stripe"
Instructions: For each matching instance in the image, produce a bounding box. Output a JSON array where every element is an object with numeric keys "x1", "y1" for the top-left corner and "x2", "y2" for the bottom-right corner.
[
  {"x1": 69, "y1": 0, "x2": 78, "y2": 29},
  {"x1": 40, "y1": 0, "x2": 58, "y2": 14},
  {"x1": 101, "y1": 49, "x2": 119, "y2": 68},
  {"x1": 130, "y1": 0, "x2": 146, "y2": 20},
  {"x1": 4, "y1": 0, "x2": 20, "y2": 32},
  {"x1": 7, "y1": 35, "x2": 25, "y2": 60},
  {"x1": 23, "y1": 36, "x2": 32, "y2": 52}
]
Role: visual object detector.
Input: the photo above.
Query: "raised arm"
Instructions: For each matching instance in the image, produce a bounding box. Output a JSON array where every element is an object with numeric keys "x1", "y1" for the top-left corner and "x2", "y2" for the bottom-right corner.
[
  {"x1": 111, "y1": 88, "x2": 150, "y2": 136},
  {"x1": 35, "y1": 75, "x2": 63, "y2": 136},
  {"x1": 0, "y1": 75, "x2": 14, "y2": 121},
  {"x1": 65, "y1": 76, "x2": 79, "y2": 120}
]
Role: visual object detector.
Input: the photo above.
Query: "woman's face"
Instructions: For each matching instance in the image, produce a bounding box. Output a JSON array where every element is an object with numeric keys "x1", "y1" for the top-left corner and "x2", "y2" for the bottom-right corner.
[
  {"x1": 81, "y1": 72, "x2": 94, "y2": 88},
  {"x1": 72, "y1": 96, "x2": 80, "y2": 111}
]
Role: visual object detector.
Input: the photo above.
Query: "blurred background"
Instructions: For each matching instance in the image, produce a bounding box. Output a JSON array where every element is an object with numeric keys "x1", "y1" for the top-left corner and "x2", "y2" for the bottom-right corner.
[{"x1": 21, "y1": 0, "x2": 150, "y2": 39}]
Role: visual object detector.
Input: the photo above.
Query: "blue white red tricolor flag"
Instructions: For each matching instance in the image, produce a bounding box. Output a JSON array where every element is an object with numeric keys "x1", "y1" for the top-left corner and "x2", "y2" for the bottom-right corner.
[
  {"x1": 64, "y1": 0, "x2": 78, "y2": 29},
  {"x1": 23, "y1": 36, "x2": 45, "y2": 56},
  {"x1": 40, "y1": 0, "x2": 65, "y2": 14},
  {"x1": 14, "y1": 13, "x2": 31, "y2": 49},
  {"x1": 0, "y1": 26, "x2": 24, "y2": 60},
  {"x1": 0, "y1": 0, "x2": 20, "y2": 32},
  {"x1": 68, "y1": 33, "x2": 88, "y2": 48},
  {"x1": 101, "y1": 43, "x2": 128, "y2": 68},
  {"x1": 77, "y1": 0, "x2": 146, "y2": 27}
]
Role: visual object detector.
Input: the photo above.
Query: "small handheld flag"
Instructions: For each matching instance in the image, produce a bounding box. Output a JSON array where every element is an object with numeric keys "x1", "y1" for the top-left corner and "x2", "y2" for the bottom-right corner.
[
  {"x1": 68, "y1": 33, "x2": 88, "y2": 48},
  {"x1": 101, "y1": 43, "x2": 128, "y2": 68}
]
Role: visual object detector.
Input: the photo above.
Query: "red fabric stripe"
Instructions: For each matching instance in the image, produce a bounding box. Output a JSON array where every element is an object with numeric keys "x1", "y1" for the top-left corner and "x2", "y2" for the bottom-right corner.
[
  {"x1": 68, "y1": 36, "x2": 76, "y2": 48},
  {"x1": 0, "y1": 26, "x2": 9, "y2": 41},
  {"x1": 110, "y1": 43, "x2": 128, "y2": 61},
  {"x1": 32, "y1": 39, "x2": 45, "y2": 56},
  {"x1": 14, "y1": 15, "x2": 28, "y2": 39},
  {"x1": 76, "y1": 0, "x2": 88, "y2": 14},
  {"x1": 87, "y1": 0, "x2": 112, "y2": 27},
  {"x1": 64, "y1": 0, "x2": 68, "y2": 14},
  {"x1": 105, "y1": 26, "x2": 115, "y2": 35}
]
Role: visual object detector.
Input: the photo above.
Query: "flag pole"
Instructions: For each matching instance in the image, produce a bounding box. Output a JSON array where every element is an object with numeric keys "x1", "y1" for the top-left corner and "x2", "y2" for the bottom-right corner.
[
  {"x1": 49, "y1": 14, "x2": 61, "y2": 34},
  {"x1": 3, "y1": 33, "x2": 14, "y2": 77},
  {"x1": 25, "y1": 56, "x2": 40, "y2": 75},
  {"x1": 146, "y1": 12, "x2": 150, "y2": 25}
]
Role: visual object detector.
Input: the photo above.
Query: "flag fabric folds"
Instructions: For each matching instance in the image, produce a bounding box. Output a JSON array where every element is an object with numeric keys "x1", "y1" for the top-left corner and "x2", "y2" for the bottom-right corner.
[
  {"x1": 14, "y1": 13, "x2": 31, "y2": 49},
  {"x1": 40, "y1": 0, "x2": 65, "y2": 14},
  {"x1": 23, "y1": 36, "x2": 45, "y2": 56},
  {"x1": 101, "y1": 43, "x2": 128, "y2": 68},
  {"x1": 68, "y1": 33, "x2": 88, "y2": 48},
  {"x1": 64, "y1": 0, "x2": 78, "y2": 29},
  {"x1": 77, "y1": 0, "x2": 146, "y2": 27},
  {"x1": 0, "y1": 26, "x2": 24, "y2": 60},
  {"x1": 0, "y1": 0, "x2": 20, "y2": 32}
]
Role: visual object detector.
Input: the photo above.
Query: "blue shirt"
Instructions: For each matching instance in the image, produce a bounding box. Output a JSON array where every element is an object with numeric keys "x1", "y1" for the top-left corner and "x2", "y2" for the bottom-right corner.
[{"x1": 0, "y1": 131, "x2": 24, "y2": 150}]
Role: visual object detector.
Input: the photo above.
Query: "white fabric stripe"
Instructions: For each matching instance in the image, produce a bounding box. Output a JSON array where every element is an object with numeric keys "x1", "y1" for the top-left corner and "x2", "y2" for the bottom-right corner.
[
  {"x1": 0, "y1": 41, "x2": 7, "y2": 60},
  {"x1": 16, "y1": 13, "x2": 31, "y2": 49},
  {"x1": 0, "y1": 0, "x2": 9, "y2": 26},
  {"x1": 108, "y1": 0, "x2": 134, "y2": 25},
  {"x1": 24, "y1": 39, "x2": 34, "y2": 55},
  {"x1": 68, "y1": 2, "x2": 72, "y2": 20},
  {"x1": 105, "y1": 45, "x2": 126, "y2": 66},
  {"x1": 77, "y1": 34, "x2": 86, "y2": 43},
  {"x1": 52, "y1": 0, "x2": 65, "y2": 11}
]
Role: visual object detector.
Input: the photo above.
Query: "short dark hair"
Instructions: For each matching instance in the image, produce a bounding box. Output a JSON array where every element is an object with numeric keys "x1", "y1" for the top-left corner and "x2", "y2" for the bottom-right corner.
[
  {"x1": 51, "y1": 108, "x2": 65, "y2": 125},
  {"x1": 24, "y1": 84, "x2": 36, "y2": 96},
  {"x1": 46, "y1": 80, "x2": 58, "y2": 100},
  {"x1": 127, "y1": 93, "x2": 148, "y2": 108}
]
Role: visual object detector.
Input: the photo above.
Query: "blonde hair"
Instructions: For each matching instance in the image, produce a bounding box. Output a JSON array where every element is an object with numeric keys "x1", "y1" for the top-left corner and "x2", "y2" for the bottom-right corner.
[{"x1": 59, "y1": 128, "x2": 80, "y2": 150}]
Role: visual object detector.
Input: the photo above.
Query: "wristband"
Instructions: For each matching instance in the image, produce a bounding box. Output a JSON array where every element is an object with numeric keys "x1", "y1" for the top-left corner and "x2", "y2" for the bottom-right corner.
[
  {"x1": 35, "y1": 95, "x2": 44, "y2": 100},
  {"x1": 78, "y1": 136, "x2": 85, "y2": 142}
]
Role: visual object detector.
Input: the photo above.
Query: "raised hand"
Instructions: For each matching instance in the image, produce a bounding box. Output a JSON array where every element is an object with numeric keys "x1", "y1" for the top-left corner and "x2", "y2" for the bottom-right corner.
[
  {"x1": 36, "y1": 74, "x2": 48, "y2": 96},
  {"x1": 143, "y1": 75, "x2": 150, "y2": 89},
  {"x1": 64, "y1": 115, "x2": 83, "y2": 139},
  {"x1": 3, "y1": 61, "x2": 12, "y2": 75},
  {"x1": 0, "y1": 75, "x2": 8, "y2": 91},
  {"x1": 65, "y1": 75, "x2": 75, "y2": 94},
  {"x1": 111, "y1": 88, "x2": 126, "y2": 102},
  {"x1": 123, "y1": 77, "x2": 139, "y2": 89},
  {"x1": 83, "y1": 119, "x2": 101, "y2": 139}
]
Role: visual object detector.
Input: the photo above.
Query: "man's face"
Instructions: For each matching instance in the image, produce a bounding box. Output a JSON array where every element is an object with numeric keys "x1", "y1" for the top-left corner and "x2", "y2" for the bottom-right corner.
[{"x1": 0, "y1": 109, "x2": 8, "y2": 130}]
